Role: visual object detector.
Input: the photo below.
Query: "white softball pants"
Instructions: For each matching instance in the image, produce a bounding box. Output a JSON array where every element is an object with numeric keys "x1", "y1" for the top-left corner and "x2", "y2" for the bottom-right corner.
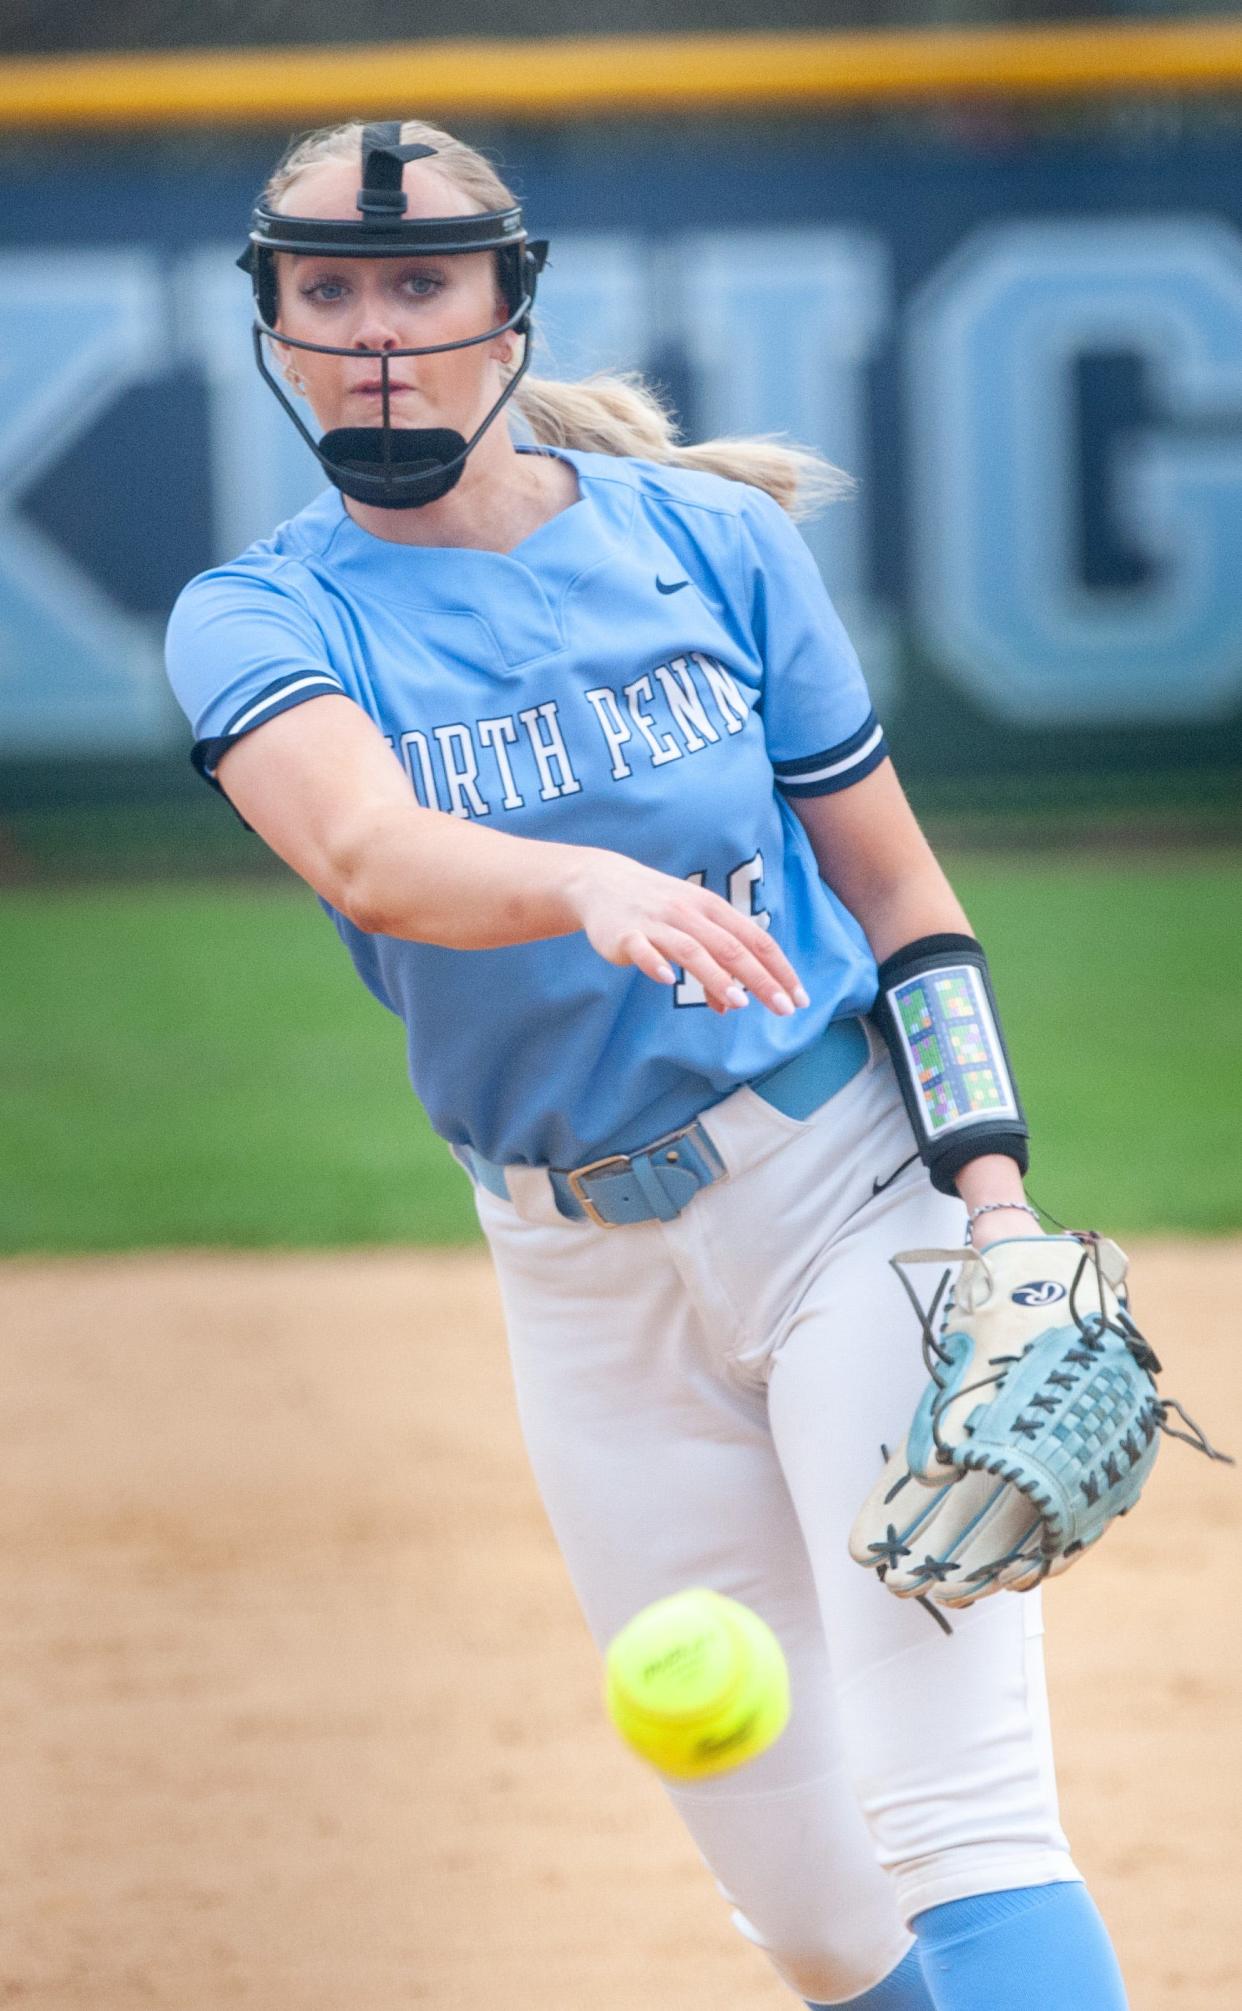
[{"x1": 473, "y1": 1032, "x2": 1080, "y2": 2007}]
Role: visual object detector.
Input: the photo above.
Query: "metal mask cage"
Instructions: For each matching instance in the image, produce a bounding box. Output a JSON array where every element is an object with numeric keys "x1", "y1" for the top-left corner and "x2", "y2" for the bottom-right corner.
[{"x1": 236, "y1": 122, "x2": 550, "y2": 509}]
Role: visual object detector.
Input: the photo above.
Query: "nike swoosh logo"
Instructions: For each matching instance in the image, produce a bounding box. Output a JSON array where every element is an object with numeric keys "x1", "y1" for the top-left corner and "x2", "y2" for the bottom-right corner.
[
  {"x1": 872, "y1": 1152, "x2": 920, "y2": 1196},
  {"x1": 655, "y1": 577, "x2": 690, "y2": 594}
]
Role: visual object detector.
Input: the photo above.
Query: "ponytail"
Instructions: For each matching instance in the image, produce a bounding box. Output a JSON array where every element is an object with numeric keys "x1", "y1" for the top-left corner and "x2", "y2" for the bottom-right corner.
[
  {"x1": 267, "y1": 121, "x2": 853, "y2": 520},
  {"x1": 514, "y1": 370, "x2": 852, "y2": 521}
]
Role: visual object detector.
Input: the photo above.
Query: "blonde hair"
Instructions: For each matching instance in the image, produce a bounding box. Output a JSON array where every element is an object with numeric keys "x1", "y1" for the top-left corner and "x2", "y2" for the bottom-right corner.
[{"x1": 265, "y1": 119, "x2": 852, "y2": 520}]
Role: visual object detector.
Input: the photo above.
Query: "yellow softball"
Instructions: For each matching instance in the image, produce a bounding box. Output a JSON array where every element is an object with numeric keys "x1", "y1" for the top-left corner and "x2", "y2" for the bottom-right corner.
[{"x1": 603, "y1": 1588, "x2": 790, "y2": 1781}]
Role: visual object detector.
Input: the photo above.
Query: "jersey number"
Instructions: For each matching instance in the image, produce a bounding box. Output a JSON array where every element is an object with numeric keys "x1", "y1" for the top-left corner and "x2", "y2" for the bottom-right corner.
[{"x1": 674, "y1": 852, "x2": 770, "y2": 1008}]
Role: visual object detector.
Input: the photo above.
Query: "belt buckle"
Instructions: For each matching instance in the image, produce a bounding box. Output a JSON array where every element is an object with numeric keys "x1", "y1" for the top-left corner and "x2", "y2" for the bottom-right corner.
[
  {"x1": 564, "y1": 1150, "x2": 633, "y2": 1228},
  {"x1": 565, "y1": 1118, "x2": 721, "y2": 1229}
]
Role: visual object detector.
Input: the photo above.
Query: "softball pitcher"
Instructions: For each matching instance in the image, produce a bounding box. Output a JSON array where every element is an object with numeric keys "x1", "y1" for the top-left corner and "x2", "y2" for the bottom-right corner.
[{"x1": 163, "y1": 118, "x2": 1156, "y2": 2009}]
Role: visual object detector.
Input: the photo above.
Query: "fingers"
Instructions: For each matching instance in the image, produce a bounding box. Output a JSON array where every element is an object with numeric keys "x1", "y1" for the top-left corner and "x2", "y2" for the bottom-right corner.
[
  {"x1": 600, "y1": 870, "x2": 808, "y2": 1014},
  {"x1": 692, "y1": 915, "x2": 804, "y2": 1016},
  {"x1": 852, "y1": 1453, "x2": 1047, "y2": 1610},
  {"x1": 618, "y1": 931, "x2": 678, "y2": 989},
  {"x1": 655, "y1": 892, "x2": 808, "y2": 1016},
  {"x1": 694, "y1": 889, "x2": 806, "y2": 1003},
  {"x1": 616, "y1": 930, "x2": 732, "y2": 1013},
  {"x1": 658, "y1": 927, "x2": 790, "y2": 1016}
]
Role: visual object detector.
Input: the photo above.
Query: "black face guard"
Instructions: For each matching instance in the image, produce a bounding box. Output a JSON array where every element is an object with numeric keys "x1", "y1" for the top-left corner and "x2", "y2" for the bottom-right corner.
[{"x1": 238, "y1": 122, "x2": 549, "y2": 509}]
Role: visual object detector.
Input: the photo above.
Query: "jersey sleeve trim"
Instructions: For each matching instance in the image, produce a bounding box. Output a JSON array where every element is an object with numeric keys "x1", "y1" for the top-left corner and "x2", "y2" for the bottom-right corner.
[
  {"x1": 190, "y1": 669, "x2": 347, "y2": 790},
  {"x1": 772, "y1": 711, "x2": 888, "y2": 798}
]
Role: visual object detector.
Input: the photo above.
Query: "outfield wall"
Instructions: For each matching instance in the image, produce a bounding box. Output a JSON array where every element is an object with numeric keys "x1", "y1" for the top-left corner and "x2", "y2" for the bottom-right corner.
[{"x1": 3, "y1": 114, "x2": 1242, "y2": 802}]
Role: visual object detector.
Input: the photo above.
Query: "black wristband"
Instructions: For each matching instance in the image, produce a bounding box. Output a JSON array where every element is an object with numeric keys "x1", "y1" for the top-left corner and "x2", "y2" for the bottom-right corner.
[{"x1": 870, "y1": 933, "x2": 1029, "y2": 1197}]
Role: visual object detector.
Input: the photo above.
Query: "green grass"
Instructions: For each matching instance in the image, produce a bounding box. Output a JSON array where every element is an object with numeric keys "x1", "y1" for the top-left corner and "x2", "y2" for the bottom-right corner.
[
  {"x1": 957, "y1": 858, "x2": 1242, "y2": 1237},
  {"x1": 1, "y1": 857, "x2": 1239, "y2": 1253},
  {"x1": 0, "y1": 883, "x2": 466, "y2": 1252}
]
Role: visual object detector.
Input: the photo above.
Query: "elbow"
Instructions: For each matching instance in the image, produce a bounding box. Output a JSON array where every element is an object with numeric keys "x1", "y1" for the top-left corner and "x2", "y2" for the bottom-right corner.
[
  {"x1": 328, "y1": 817, "x2": 409, "y2": 938},
  {"x1": 338, "y1": 883, "x2": 396, "y2": 937},
  {"x1": 336, "y1": 854, "x2": 414, "y2": 938},
  {"x1": 329, "y1": 810, "x2": 459, "y2": 943}
]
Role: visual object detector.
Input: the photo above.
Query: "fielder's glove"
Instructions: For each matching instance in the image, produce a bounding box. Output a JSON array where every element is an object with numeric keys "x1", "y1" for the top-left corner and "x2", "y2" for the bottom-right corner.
[{"x1": 849, "y1": 1232, "x2": 1232, "y2": 1615}]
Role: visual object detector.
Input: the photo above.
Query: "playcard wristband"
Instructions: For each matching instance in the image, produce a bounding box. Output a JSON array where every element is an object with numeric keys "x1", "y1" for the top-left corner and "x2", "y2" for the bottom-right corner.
[{"x1": 872, "y1": 933, "x2": 1029, "y2": 1196}]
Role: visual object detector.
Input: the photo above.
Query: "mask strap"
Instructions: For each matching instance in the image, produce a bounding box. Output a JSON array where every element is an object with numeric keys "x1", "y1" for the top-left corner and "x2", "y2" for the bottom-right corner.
[{"x1": 357, "y1": 127, "x2": 438, "y2": 216}]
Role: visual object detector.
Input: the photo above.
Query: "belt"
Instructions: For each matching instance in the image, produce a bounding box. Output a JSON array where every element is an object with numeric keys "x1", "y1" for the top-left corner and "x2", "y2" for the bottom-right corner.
[{"x1": 460, "y1": 1015, "x2": 870, "y2": 1229}]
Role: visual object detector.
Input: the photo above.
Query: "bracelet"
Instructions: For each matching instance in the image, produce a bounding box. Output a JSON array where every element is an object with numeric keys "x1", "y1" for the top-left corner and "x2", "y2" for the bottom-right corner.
[{"x1": 966, "y1": 1200, "x2": 1042, "y2": 1234}]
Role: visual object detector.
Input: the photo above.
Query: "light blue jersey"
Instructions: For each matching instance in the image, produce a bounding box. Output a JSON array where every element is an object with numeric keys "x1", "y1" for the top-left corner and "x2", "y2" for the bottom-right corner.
[{"x1": 165, "y1": 448, "x2": 889, "y2": 1168}]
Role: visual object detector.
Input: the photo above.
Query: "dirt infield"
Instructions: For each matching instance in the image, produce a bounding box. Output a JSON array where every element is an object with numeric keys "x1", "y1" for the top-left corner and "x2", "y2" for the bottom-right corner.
[{"x1": 0, "y1": 1243, "x2": 1237, "y2": 2010}]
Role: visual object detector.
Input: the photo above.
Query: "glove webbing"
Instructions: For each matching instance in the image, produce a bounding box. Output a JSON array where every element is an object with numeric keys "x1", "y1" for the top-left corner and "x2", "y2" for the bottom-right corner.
[
  {"x1": 891, "y1": 1235, "x2": 1231, "y2": 1478},
  {"x1": 875, "y1": 1232, "x2": 1233, "y2": 1632}
]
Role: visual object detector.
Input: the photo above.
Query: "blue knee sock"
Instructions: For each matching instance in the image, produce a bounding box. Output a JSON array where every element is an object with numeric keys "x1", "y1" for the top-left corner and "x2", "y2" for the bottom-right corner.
[
  {"x1": 912, "y1": 1880, "x2": 1128, "y2": 2009},
  {"x1": 805, "y1": 1943, "x2": 934, "y2": 2009}
]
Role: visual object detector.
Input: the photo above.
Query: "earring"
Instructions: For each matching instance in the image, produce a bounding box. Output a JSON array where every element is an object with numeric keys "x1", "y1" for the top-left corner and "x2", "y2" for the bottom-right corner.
[{"x1": 285, "y1": 367, "x2": 308, "y2": 396}]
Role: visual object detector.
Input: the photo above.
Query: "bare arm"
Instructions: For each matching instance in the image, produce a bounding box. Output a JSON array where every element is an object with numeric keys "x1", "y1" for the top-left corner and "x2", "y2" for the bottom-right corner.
[
  {"x1": 216, "y1": 695, "x2": 807, "y2": 1016},
  {"x1": 788, "y1": 757, "x2": 972, "y2": 961},
  {"x1": 791, "y1": 759, "x2": 1031, "y2": 1234}
]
